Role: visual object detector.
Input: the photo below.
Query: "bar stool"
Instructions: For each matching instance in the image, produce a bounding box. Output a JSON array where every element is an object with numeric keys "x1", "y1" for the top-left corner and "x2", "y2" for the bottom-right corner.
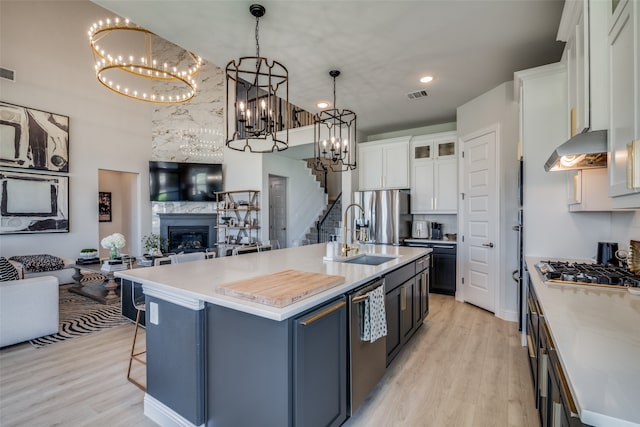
[{"x1": 127, "y1": 283, "x2": 146, "y2": 391}]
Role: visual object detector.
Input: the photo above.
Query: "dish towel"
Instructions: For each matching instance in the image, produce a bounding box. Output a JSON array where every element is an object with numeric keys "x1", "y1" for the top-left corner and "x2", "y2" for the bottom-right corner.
[{"x1": 360, "y1": 286, "x2": 388, "y2": 343}]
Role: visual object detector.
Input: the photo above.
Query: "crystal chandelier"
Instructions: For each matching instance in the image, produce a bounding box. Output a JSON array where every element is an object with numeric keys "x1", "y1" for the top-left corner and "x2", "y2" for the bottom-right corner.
[
  {"x1": 88, "y1": 17, "x2": 202, "y2": 104},
  {"x1": 314, "y1": 70, "x2": 357, "y2": 172},
  {"x1": 226, "y1": 4, "x2": 289, "y2": 153}
]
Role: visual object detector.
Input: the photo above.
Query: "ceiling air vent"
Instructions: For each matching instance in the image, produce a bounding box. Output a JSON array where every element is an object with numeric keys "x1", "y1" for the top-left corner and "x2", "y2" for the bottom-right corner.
[
  {"x1": 407, "y1": 90, "x2": 428, "y2": 100},
  {"x1": 0, "y1": 67, "x2": 15, "y2": 82}
]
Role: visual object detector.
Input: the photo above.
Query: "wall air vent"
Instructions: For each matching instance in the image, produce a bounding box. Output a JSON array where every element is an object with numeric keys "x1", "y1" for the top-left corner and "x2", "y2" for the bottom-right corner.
[
  {"x1": 407, "y1": 90, "x2": 428, "y2": 100},
  {"x1": 0, "y1": 67, "x2": 15, "y2": 82}
]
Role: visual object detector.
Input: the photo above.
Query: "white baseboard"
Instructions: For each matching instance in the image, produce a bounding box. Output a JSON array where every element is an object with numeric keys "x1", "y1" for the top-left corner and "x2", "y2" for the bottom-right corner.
[
  {"x1": 498, "y1": 308, "x2": 518, "y2": 323},
  {"x1": 144, "y1": 394, "x2": 203, "y2": 427}
]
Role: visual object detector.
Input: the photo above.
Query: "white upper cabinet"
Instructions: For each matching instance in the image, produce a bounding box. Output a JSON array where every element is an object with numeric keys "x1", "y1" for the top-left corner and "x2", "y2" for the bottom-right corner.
[
  {"x1": 608, "y1": 0, "x2": 640, "y2": 204},
  {"x1": 557, "y1": 0, "x2": 610, "y2": 134},
  {"x1": 410, "y1": 131, "x2": 458, "y2": 214},
  {"x1": 566, "y1": 168, "x2": 615, "y2": 211},
  {"x1": 358, "y1": 136, "x2": 410, "y2": 190}
]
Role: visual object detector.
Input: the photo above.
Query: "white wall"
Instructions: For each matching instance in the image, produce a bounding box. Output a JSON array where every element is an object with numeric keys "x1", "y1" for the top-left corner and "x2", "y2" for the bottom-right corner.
[
  {"x1": 457, "y1": 81, "x2": 520, "y2": 321},
  {"x1": 518, "y1": 64, "x2": 613, "y2": 259},
  {"x1": 0, "y1": 0, "x2": 152, "y2": 259},
  {"x1": 261, "y1": 154, "x2": 326, "y2": 247},
  {"x1": 611, "y1": 211, "x2": 640, "y2": 253}
]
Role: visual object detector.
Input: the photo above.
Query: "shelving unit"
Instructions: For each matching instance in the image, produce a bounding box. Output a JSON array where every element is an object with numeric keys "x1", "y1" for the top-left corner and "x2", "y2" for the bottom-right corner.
[{"x1": 215, "y1": 190, "x2": 260, "y2": 255}]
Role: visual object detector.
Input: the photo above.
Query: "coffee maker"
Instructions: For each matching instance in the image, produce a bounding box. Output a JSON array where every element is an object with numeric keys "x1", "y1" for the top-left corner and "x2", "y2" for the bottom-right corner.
[{"x1": 431, "y1": 222, "x2": 442, "y2": 240}]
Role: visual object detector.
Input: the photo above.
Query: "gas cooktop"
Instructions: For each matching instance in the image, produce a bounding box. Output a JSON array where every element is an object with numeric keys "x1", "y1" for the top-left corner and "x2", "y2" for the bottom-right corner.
[{"x1": 536, "y1": 260, "x2": 640, "y2": 289}]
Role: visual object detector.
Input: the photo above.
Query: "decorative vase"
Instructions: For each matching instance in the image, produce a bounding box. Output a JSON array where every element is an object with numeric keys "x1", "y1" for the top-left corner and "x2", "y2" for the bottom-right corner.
[{"x1": 110, "y1": 247, "x2": 120, "y2": 260}]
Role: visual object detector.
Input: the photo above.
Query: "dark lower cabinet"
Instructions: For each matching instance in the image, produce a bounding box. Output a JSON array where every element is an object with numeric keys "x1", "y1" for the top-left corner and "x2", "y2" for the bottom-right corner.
[
  {"x1": 400, "y1": 278, "x2": 417, "y2": 344},
  {"x1": 539, "y1": 318, "x2": 550, "y2": 425},
  {"x1": 527, "y1": 280, "x2": 585, "y2": 427},
  {"x1": 385, "y1": 257, "x2": 430, "y2": 366},
  {"x1": 526, "y1": 281, "x2": 540, "y2": 408},
  {"x1": 430, "y1": 245, "x2": 456, "y2": 295},
  {"x1": 415, "y1": 255, "x2": 430, "y2": 328},
  {"x1": 385, "y1": 286, "x2": 402, "y2": 365},
  {"x1": 293, "y1": 296, "x2": 348, "y2": 427}
]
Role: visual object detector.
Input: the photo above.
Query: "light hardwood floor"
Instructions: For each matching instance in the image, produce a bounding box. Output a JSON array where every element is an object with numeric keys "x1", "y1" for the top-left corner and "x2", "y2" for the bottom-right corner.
[
  {"x1": 0, "y1": 294, "x2": 538, "y2": 427},
  {"x1": 347, "y1": 294, "x2": 539, "y2": 427}
]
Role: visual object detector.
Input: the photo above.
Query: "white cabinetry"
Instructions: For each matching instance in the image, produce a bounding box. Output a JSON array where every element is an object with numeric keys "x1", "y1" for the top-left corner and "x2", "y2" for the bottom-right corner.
[
  {"x1": 557, "y1": 0, "x2": 610, "y2": 134},
  {"x1": 358, "y1": 136, "x2": 410, "y2": 190},
  {"x1": 566, "y1": 168, "x2": 614, "y2": 211},
  {"x1": 608, "y1": 0, "x2": 640, "y2": 206},
  {"x1": 410, "y1": 132, "x2": 457, "y2": 214}
]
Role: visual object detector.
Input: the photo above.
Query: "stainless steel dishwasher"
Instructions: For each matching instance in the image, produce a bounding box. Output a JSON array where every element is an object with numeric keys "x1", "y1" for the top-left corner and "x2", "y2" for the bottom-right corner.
[{"x1": 348, "y1": 278, "x2": 386, "y2": 415}]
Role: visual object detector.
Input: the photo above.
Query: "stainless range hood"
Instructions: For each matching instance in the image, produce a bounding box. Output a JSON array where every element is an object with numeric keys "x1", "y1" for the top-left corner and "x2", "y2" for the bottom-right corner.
[{"x1": 544, "y1": 129, "x2": 608, "y2": 171}]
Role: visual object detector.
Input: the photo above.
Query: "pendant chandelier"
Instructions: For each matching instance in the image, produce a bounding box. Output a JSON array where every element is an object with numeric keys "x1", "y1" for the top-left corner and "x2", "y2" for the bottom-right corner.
[
  {"x1": 88, "y1": 17, "x2": 202, "y2": 104},
  {"x1": 314, "y1": 70, "x2": 357, "y2": 172},
  {"x1": 226, "y1": 4, "x2": 289, "y2": 153}
]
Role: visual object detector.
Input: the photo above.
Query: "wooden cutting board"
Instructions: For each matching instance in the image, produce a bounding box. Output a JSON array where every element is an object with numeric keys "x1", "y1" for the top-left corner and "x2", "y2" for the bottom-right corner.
[{"x1": 216, "y1": 269, "x2": 345, "y2": 307}]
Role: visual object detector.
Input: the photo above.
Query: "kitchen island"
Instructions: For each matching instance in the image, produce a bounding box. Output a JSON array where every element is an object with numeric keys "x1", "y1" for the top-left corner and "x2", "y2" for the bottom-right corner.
[
  {"x1": 525, "y1": 257, "x2": 640, "y2": 427},
  {"x1": 117, "y1": 244, "x2": 430, "y2": 427}
]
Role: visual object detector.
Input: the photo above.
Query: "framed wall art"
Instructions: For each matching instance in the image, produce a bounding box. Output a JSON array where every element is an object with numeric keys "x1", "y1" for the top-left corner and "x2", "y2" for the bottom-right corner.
[
  {"x1": 99, "y1": 191, "x2": 112, "y2": 222},
  {"x1": 0, "y1": 101, "x2": 69, "y2": 172},
  {"x1": 0, "y1": 169, "x2": 69, "y2": 234}
]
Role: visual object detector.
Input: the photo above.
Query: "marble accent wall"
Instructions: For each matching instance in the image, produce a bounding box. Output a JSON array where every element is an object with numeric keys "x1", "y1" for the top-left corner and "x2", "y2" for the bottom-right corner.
[{"x1": 150, "y1": 40, "x2": 227, "y2": 234}]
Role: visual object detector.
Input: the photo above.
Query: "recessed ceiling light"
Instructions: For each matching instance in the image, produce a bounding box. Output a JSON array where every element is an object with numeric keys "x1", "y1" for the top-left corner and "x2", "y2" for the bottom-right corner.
[
  {"x1": 317, "y1": 101, "x2": 329, "y2": 109},
  {"x1": 420, "y1": 75, "x2": 434, "y2": 84}
]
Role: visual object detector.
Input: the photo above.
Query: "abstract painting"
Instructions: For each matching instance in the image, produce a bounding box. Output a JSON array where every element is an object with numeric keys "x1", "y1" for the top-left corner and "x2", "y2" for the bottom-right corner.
[
  {"x1": 0, "y1": 169, "x2": 69, "y2": 234},
  {"x1": 0, "y1": 101, "x2": 69, "y2": 172}
]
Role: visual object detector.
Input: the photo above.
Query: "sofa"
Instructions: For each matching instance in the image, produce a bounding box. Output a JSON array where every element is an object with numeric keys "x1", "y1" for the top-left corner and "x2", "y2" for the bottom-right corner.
[{"x1": 0, "y1": 275, "x2": 59, "y2": 347}]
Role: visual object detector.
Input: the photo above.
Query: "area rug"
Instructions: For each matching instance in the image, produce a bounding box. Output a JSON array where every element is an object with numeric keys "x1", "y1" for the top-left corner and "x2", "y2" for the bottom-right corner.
[{"x1": 29, "y1": 274, "x2": 130, "y2": 348}]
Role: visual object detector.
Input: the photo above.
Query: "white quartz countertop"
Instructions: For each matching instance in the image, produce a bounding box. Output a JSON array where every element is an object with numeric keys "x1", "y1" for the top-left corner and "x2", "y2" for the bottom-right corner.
[
  {"x1": 117, "y1": 244, "x2": 430, "y2": 321},
  {"x1": 526, "y1": 256, "x2": 640, "y2": 427}
]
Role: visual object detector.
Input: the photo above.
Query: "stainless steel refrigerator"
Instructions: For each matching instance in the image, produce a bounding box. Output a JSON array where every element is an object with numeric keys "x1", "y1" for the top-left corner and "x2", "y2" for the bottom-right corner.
[{"x1": 354, "y1": 190, "x2": 411, "y2": 245}]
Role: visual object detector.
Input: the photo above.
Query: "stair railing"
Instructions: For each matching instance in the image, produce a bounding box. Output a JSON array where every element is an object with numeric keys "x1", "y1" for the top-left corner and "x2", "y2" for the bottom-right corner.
[{"x1": 316, "y1": 193, "x2": 342, "y2": 243}]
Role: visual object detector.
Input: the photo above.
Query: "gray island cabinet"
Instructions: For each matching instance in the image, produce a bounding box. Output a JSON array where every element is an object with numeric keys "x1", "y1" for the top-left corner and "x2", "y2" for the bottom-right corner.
[{"x1": 116, "y1": 244, "x2": 430, "y2": 427}]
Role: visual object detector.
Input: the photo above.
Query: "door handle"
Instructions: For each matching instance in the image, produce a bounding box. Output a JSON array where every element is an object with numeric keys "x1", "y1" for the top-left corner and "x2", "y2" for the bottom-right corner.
[
  {"x1": 400, "y1": 287, "x2": 407, "y2": 311},
  {"x1": 482, "y1": 242, "x2": 494, "y2": 248},
  {"x1": 300, "y1": 301, "x2": 346, "y2": 326},
  {"x1": 512, "y1": 270, "x2": 520, "y2": 283}
]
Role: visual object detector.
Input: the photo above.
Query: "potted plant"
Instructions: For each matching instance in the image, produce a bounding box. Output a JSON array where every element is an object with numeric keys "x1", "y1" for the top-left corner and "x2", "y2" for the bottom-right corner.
[
  {"x1": 79, "y1": 248, "x2": 98, "y2": 259},
  {"x1": 142, "y1": 233, "x2": 166, "y2": 257}
]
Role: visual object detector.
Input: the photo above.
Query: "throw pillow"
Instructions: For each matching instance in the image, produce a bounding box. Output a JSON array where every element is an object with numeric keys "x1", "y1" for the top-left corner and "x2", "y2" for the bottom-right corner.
[{"x1": 0, "y1": 257, "x2": 21, "y2": 281}]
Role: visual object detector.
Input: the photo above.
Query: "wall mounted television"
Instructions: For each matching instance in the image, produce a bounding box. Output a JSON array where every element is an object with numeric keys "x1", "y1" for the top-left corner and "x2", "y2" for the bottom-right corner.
[{"x1": 149, "y1": 161, "x2": 223, "y2": 202}]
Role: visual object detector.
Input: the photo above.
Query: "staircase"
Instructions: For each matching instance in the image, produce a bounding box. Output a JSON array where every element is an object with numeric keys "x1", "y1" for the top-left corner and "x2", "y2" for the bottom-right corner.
[
  {"x1": 305, "y1": 158, "x2": 327, "y2": 193},
  {"x1": 306, "y1": 196, "x2": 342, "y2": 243}
]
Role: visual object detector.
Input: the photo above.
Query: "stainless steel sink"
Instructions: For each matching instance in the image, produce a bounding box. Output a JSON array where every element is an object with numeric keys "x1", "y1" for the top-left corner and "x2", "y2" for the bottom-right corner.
[{"x1": 342, "y1": 255, "x2": 397, "y2": 266}]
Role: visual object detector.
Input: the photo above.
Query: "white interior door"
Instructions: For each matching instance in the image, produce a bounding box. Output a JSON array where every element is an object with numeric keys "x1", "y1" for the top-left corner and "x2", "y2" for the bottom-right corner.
[
  {"x1": 269, "y1": 175, "x2": 287, "y2": 247},
  {"x1": 462, "y1": 129, "x2": 498, "y2": 313}
]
